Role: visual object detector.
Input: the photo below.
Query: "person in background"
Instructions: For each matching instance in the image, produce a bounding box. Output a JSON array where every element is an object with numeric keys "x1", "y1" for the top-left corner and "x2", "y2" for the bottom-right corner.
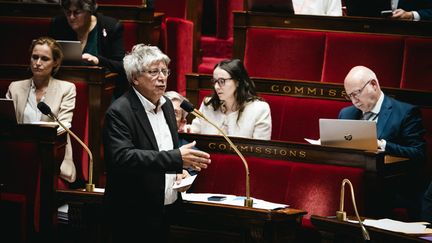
[
  {"x1": 48, "y1": 0, "x2": 125, "y2": 74},
  {"x1": 188, "y1": 59, "x2": 272, "y2": 140},
  {"x1": 164, "y1": 90, "x2": 189, "y2": 132},
  {"x1": 6, "y1": 36, "x2": 76, "y2": 183},
  {"x1": 103, "y1": 44, "x2": 210, "y2": 242},
  {"x1": 293, "y1": 0, "x2": 342, "y2": 16},
  {"x1": 165, "y1": 90, "x2": 197, "y2": 177},
  {"x1": 391, "y1": 0, "x2": 432, "y2": 21},
  {"x1": 339, "y1": 65, "x2": 426, "y2": 219}
]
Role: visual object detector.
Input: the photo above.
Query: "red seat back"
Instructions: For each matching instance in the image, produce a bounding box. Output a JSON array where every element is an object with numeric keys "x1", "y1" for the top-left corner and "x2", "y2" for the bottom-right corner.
[
  {"x1": 70, "y1": 81, "x2": 89, "y2": 184},
  {"x1": 244, "y1": 28, "x2": 326, "y2": 81},
  {"x1": 155, "y1": 0, "x2": 188, "y2": 19},
  {"x1": 401, "y1": 37, "x2": 432, "y2": 91},
  {"x1": 0, "y1": 17, "x2": 50, "y2": 65},
  {"x1": 165, "y1": 17, "x2": 193, "y2": 96},
  {"x1": 322, "y1": 32, "x2": 404, "y2": 87}
]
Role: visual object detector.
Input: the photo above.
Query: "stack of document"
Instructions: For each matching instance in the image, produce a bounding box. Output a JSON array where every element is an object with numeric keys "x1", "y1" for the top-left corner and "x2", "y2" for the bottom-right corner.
[
  {"x1": 182, "y1": 193, "x2": 288, "y2": 210},
  {"x1": 348, "y1": 218, "x2": 432, "y2": 235},
  {"x1": 57, "y1": 204, "x2": 69, "y2": 224}
]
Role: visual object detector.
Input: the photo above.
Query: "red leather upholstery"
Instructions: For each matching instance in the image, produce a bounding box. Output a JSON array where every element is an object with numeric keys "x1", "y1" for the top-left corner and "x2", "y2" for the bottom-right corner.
[
  {"x1": 244, "y1": 28, "x2": 326, "y2": 81},
  {"x1": 165, "y1": 17, "x2": 193, "y2": 96},
  {"x1": 401, "y1": 37, "x2": 432, "y2": 91},
  {"x1": 197, "y1": 90, "x2": 351, "y2": 142},
  {"x1": 322, "y1": 32, "x2": 404, "y2": 87},
  {"x1": 121, "y1": 21, "x2": 140, "y2": 53},
  {"x1": 70, "y1": 81, "x2": 89, "y2": 184},
  {"x1": 155, "y1": 0, "x2": 188, "y2": 19},
  {"x1": 0, "y1": 17, "x2": 50, "y2": 65},
  {"x1": 261, "y1": 94, "x2": 350, "y2": 142},
  {"x1": 190, "y1": 153, "x2": 365, "y2": 219}
]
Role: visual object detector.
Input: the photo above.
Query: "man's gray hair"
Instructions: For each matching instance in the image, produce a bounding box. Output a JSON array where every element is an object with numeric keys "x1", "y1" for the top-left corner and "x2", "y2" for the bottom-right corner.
[
  {"x1": 164, "y1": 91, "x2": 189, "y2": 119},
  {"x1": 123, "y1": 44, "x2": 170, "y2": 84}
]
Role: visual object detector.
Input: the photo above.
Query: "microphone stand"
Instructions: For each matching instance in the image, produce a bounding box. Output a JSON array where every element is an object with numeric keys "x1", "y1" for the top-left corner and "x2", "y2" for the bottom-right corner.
[
  {"x1": 189, "y1": 109, "x2": 253, "y2": 207},
  {"x1": 336, "y1": 179, "x2": 370, "y2": 241},
  {"x1": 47, "y1": 113, "x2": 95, "y2": 192}
]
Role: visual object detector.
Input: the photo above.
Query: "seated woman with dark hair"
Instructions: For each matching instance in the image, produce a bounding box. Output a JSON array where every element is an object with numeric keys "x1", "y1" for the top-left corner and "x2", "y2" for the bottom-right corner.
[
  {"x1": 48, "y1": 0, "x2": 125, "y2": 74},
  {"x1": 6, "y1": 36, "x2": 77, "y2": 183},
  {"x1": 189, "y1": 59, "x2": 272, "y2": 140}
]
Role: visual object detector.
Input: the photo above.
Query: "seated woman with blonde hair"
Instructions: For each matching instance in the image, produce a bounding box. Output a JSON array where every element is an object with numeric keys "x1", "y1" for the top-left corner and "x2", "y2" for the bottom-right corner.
[
  {"x1": 6, "y1": 36, "x2": 77, "y2": 183},
  {"x1": 189, "y1": 59, "x2": 272, "y2": 140}
]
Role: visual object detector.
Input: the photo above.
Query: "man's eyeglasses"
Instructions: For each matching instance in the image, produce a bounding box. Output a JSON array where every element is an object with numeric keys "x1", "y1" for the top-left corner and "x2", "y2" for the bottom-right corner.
[
  {"x1": 211, "y1": 78, "x2": 232, "y2": 87},
  {"x1": 344, "y1": 79, "x2": 372, "y2": 100},
  {"x1": 143, "y1": 69, "x2": 171, "y2": 77}
]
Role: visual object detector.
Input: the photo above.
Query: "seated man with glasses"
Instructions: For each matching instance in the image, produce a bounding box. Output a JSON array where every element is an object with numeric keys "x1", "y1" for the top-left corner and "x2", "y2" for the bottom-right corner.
[
  {"x1": 339, "y1": 65, "x2": 427, "y2": 219},
  {"x1": 188, "y1": 59, "x2": 272, "y2": 140}
]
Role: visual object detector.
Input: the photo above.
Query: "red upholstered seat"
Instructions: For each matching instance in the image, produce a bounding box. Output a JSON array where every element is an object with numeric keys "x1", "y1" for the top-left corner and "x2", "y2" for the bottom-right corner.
[
  {"x1": 155, "y1": 0, "x2": 188, "y2": 19},
  {"x1": 165, "y1": 17, "x2": 193, "y2": 96},
  {"x1": 70, "y1": 81, "x2": 89, "y2": 185},
  {"x1": 190, "y1": 153, "x2": 365, "y2": 218},
  {"x1": 244, "y1": 28, "x2": 326, "y2": 81},
  {"x1": 215, "y1": 0, "x2": 244, "y2": 39},
  {"x1": 322, "y1": 32, "x2": 404, "y2": 87},
  {"x1": 0, "y1": 17, "x2": 50, "y2": 65},
  {"x1": 401, "y1": 37, "x2": 432, "y2": 91},
  {"x1": 121, "y1": 21, "x2": 140, "y2": 53},
  {"x1": 261, "y1": 94, "x2": 350, "y2": 142},
  {"x1": 285, "y1": 162, "x2": 365, "y2": 218}
]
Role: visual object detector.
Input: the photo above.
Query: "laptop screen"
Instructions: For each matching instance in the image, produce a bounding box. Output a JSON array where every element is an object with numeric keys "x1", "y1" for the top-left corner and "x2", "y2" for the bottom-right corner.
[
  {"x1": 345, "y1": 0, "x2": 392, "y2": 17},
  {"x1": 319, "y1": 118, "x2": 378, "y2": 151},
  {"x1": 56, "y1": 40, "x2": 82, "y2": 62},
  {"x1": 0, "y1": 98, "x2": 17, "y2": 125}
]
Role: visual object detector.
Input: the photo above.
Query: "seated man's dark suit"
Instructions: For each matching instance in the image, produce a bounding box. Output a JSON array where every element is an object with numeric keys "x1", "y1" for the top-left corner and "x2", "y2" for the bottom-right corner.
[
  {"x1": 338, "y1": 95, "x2": 426, "y2": 160},
  {"x1": 103, "y1": 89, "x2": 183, "y2": 242},
  {"x1": 398, "y1": 0, "x2": 432, "y2": 20},
  {"x1": 339, "y1": 95, "x2": 426, "y2": 219}
]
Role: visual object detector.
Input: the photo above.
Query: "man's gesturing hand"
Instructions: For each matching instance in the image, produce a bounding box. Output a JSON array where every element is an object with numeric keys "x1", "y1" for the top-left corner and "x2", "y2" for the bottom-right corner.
[{"x1": 180, "y1": 141, "x2": 211, "y2": 171}]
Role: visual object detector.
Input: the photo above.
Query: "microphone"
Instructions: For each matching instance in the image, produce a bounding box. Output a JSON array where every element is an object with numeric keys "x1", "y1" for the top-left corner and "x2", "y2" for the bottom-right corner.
[
  {"x1": 336, "y1": 178, "x2": 370, "y2": 241},
  {"x1": 37, "y1": 102, "x2": 95, "y2": 192},
  {"x1": 180, "y1": 100, "x2": 253, "y2": 207}
]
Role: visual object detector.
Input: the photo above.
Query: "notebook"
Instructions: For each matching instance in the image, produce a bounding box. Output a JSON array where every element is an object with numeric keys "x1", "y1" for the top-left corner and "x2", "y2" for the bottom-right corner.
[
  {"x1": 319, "y1": 118, "x2": 378, "y2": 151},
  {"x1": 247, "y1": 0, "x2": 294, "y2": 13},
  {"x1": 56, "y1": 40, "x2": 82, "y2": 63},
  {"x1": 0, "y1": 98, "x2": 17, "y2": 125}
]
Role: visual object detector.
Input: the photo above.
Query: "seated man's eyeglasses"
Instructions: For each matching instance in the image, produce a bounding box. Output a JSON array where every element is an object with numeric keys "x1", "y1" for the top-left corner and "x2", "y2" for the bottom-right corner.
[
  {"x1": 345, "y1": 79, "x2": 373, "y2": 100},
  {"x1": 143, "y1": 69, "x2": 171, "y2": 77},
  {"x1": 211, "y1": 78, "x2": 232, "y2": 87}
]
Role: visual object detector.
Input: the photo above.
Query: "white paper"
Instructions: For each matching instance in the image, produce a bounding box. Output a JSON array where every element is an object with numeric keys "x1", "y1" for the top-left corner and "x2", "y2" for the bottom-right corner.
[
  {"x1": 363, "y1": 218, "x2": 429, "y2": 234},
  {"x1": 173, "y1": 175, "x2": 197, "y2": 190},
  {"x1": 181, "y1": 192, "x2": 288, "y2": 210},
  {"x1": 304, "y1": 138, "x2": 321, "y2": 145}
]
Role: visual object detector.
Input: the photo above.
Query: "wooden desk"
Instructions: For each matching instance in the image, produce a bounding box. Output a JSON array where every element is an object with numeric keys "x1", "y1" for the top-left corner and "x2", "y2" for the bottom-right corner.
[
  {"x1": 0, "y1": 124, "x2": 66, "y2": 241},
  {"x1": 56, "y1": 189, "x2": 306, "y2": 243},
  {"x1": 311, "y1": 215, "x2": 431, "y2": 243},
  {"x1": 179, "y1": 133, "x2": 413, "y2": 218},
  {"x1": 0, "y1": 64, "x2": 117, "y2": 187}
]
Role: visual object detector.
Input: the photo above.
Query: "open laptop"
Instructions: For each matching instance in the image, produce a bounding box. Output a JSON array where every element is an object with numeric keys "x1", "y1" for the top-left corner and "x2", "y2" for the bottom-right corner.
[
  {"x1": 0, "y1": 98, "x2": 17, "y2": 125},
  {"x1": 345, "y1": 0, "x2": 392, "y2": 18},
  {"x1": 56, "y1": 40, "x2": 83, "y2": 64},
  {"x1": 319, "y1": 118, "x2": 378, "y2": 151},
  {"x1": 247, "y1": 0, "x2": 294, "y2": 13}
]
